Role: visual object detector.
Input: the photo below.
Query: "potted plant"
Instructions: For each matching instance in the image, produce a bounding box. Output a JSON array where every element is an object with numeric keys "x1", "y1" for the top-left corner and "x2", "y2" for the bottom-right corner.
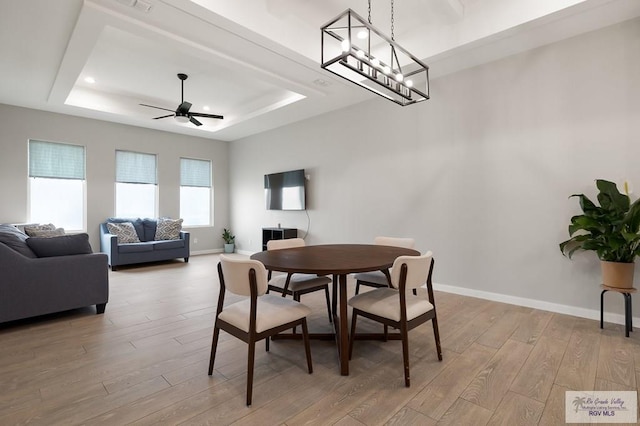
[
  {"x1": 559, "y1": 179, "x2": 640, "y2": 288},
  {"x1": 222, "y1": 228, "x2": 235, "y2": 253}
]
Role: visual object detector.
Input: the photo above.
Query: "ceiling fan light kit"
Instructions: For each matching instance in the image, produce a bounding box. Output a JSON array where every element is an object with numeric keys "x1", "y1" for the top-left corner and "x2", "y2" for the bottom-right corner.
[
  {"x1": 140, "y1": 73, "x2": 223, "y2": 126},
  {"x1": 320, "y1": 2, "x2": 429, "y2": 106}
]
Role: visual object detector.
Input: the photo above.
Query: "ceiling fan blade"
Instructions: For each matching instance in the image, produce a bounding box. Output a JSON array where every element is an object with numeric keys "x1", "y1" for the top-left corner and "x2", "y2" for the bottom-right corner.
[
  {"x1": 189, "y1": 112, "x2": 224, "y2": 120},
  {"x1": 153, "y1": 114, "x2": 174, "y2": 120},
  {"x1": 140, "y1": 103, "x2": 175, "y2": 113},
  {"x1": 189, "y1": 116, "x2": 203, "y2": 126},
  {"x1": 177, "y1": 101, "x2": 192, "y2": 113}
]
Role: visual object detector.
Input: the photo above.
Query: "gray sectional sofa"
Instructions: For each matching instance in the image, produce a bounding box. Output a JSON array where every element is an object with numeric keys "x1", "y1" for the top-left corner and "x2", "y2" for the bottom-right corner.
[
  {"x1": 99, "y1": 218, "x2": 190, "y2": 270},
  {"x1": 0, "y1": 224, "x2": 109, "y2": 324}
]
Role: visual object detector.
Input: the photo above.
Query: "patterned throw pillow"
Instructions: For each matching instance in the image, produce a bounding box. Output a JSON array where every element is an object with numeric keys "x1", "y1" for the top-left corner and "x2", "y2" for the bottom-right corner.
[
  {"x1": 154, "y1": 218, "x2": 183, "y2": 241},
  {"x1": 24, "y1": 223, "x2": 65, "y2": 238},
  {"x1": 106, "y1": 222, "x2": 141, "y2": 244}
]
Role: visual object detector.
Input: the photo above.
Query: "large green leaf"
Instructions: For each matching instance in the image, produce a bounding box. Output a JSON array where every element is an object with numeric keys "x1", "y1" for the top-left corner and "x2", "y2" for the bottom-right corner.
[
  {"x1": 596, "y1": 179, "x2": 629, "y2": 212},
  {"x1": 624, "y1": 198, "x2": 640, "y2": 232},
  {"x1": 568, "y1": 215, "x2": 604, "y2": 235},
  {"x1": 570, "y1": 194, "x2": 597, "y2": 214}
]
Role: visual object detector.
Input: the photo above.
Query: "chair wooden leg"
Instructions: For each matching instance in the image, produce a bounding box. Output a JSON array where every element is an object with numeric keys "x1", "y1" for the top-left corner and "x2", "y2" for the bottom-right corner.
[
  {"x1": 246, "y1": 339, "x2": 256, "y2": 406},
  {"x1": 292, "y1": 293, "x2": 300, "y2": 334},
  {"x1": 349, "y1": 311, "x2": 358, "y2": 360},
  {"x1": 324, "y1": 286, "x2": 332, "y2": 323},
  {"x1": 383, "y1": 324, "x2": 388, "y2": 341},
  {"x1": 265, "y1": 336, "x2": 270, "y2": 352},
  {"x1": 208, "y1": 325, "x2": 220, "y2": 375},
  {"x1": 432, "y1": 316, "x2": 443, "y2": 361},
  {"x1": 301, "y1": 319, "x2": 313, "y2": 374},
  {"x1": 332, "y1": 276, "x2": 338, "y2": 315},
  {"x1": 355, "y1": 281, "x2": 361, "y2": 295},
  {"x1": 401, "y1": 322, "x2": 410, "y2": 387}
]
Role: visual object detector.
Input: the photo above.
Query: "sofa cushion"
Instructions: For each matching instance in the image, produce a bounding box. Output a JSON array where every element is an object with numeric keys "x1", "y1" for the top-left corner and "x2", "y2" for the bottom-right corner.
[
  {"x1": 154, "y1": 218, "x2": 183, "y2": 241},
  {"x1": 142, "y1": 218, "x2": 157, "y2": 242},
  {"x1": 152, "y1": 239, "x2": 186, "y2": 250},
  {"x1": 106, "y1": 222, "x2": 141, "y2": 244},
  {"x1": 0, "y1": 224, "x2": 37, "y2": 258},
  {"x1": 24, "y1": 223, "x2": 65, "y2": 238},
  {"x1": 107, "y1": 217, "x2": 144, "y2": 241},
  {"x1": 118, "y1": 242, "x2": 154, "y2": 253},
  {"x1": 27, "y1": 233, "x2": 93, "y2": 257}
]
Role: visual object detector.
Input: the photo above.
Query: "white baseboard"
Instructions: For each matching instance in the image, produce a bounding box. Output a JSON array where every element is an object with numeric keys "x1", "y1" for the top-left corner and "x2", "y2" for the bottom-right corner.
[
  {"x1": 191, "y1": 248, "x2": 223, "y2": 255},
  {"x1": 433, "y1": 282, "x2": 637, "y2": 328},
  {"x1": 192, "y1": 249, "x2": 253, "y2": 256}
]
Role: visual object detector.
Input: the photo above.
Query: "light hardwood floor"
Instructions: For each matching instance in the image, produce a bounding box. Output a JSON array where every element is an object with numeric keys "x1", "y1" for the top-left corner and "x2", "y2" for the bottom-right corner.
[{"x1": 1, "y1": 253, "x2": 639, "y2": 425}]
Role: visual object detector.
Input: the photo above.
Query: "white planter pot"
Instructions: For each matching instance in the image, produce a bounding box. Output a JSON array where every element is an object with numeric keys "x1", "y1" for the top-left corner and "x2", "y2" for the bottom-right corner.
[{"x1": 224, "y1": 243, "x2": 235, "y2": 253}]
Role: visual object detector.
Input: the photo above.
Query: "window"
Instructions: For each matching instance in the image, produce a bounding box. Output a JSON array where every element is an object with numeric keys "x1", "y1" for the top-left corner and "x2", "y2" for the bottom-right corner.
[
  {"x1": 180, "y1": 158, "x2": 212, "y2": 226},
  {"x1": 28, "y1": 140, "x2": 85, "y2": 230},
  {"x1": 115, "y1": 150, "x2": 157, "y2": 218}
]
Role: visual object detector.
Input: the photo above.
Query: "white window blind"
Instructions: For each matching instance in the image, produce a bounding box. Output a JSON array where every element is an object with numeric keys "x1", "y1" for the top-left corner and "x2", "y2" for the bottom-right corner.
[
  {"x1": 116, "y1": 150, "x2": 157, "y2": 184},
  {"x1": 29, "y1": 140, "x2": 85, "y2": 180},
  {"x1": 28, "y1": 140, "x2": 85, "y2": 230},
  {"x1": 180, "y1": 158, "x2": 212, "y2": 226},
  {"x1": 115, "y1": 150, "x2": 157, "y2": 218},
  {"x1": 180, "y1": 158, "x2": 211, "y2": 187}
]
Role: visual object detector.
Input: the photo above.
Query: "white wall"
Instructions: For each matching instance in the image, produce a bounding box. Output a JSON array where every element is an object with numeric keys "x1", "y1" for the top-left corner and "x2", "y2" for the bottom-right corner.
[
  {"x1": 0, "y1": 104, "x2": 230, "y2": 252},
  {"x1": 229, "y1": 17, "x2": 640, "y2": 319}
]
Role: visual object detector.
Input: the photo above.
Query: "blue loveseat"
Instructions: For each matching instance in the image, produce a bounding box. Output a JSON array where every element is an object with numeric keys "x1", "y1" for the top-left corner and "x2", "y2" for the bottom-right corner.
[{"x1": 99, "y1": 218, "x2": 189, "y2": 270}]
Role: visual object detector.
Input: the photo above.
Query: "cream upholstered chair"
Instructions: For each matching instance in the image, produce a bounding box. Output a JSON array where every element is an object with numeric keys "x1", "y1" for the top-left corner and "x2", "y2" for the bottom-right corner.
[
  {"x1": 348, "y1": 252, "x2": 442, "y2": 387},
  {"x1": 354, "y1": 236, "x2": 415, "y2": 294},
  {"x1": 208, "y1": 255, "x2": 313, "y2": 406},
  {"x1": 266, "y1": 238, "x2": 332, "y2": 323}
]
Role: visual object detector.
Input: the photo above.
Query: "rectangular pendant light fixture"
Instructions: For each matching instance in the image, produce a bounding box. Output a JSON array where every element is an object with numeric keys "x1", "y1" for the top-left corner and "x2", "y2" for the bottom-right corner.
[{"x1": 321, "y1": 8, "x2": 429, "y2": 106}]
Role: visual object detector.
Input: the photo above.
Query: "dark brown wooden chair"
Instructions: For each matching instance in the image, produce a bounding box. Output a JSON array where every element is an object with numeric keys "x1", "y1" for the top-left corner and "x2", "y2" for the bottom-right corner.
[
  {"x1": 208, "y1": 254, "x2": 313, "y2": 406},
  {"x1": 266, "y1": 238, "x2": 332, "y2": 324},
  {"x1": 348, "y1": 252, "x2": 442, "y2": 387}
]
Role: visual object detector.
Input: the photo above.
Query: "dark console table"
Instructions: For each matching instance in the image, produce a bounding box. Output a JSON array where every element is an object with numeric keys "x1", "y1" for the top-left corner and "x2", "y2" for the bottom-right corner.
[{"x1": 262, "y1": 227, "x2": 297, "y2": 250}]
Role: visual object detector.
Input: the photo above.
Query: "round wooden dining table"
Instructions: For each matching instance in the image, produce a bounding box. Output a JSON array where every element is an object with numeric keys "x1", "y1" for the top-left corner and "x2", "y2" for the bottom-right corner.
[{"x1": 251, "y1": 244, "x2": 419, "y2": 375}]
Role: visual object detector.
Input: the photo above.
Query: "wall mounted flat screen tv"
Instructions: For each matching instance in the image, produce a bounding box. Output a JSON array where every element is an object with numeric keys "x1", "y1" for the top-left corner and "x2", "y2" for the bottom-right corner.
[{"x1": 264, "y1": 169, "x2": 306, "y2": 210}]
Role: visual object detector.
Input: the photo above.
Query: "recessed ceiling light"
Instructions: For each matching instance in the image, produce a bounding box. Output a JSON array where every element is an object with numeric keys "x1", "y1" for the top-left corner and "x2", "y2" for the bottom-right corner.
[
  {"x1": 84, "y1": 77, "x2": 96, "y2": 84},
  {"x1": 203, "y1": 106, "x2": 210, "y2": 111},
  {"x1": 312, "y1": 79, "x2": 331, "y2": 87}
]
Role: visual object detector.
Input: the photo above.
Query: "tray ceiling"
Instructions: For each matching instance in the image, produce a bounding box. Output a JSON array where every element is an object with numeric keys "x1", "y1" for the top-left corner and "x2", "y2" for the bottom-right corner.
[{"x1": 1, "y1": 0, "x2": 638, "y2": 141}]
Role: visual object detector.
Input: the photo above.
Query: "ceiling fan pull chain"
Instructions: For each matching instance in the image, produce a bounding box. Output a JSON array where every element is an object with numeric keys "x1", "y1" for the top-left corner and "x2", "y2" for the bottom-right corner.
[
  {"x1": 368, "y1": 0, "x2": 372, "y2": 24},
  {"x1": 391, "y1": 0, "x2": 395, "y2": 41}
]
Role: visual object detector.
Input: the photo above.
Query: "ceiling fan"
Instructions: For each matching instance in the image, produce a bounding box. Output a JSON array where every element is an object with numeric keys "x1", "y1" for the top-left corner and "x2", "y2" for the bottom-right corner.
[{"x1": 140, "y1": 73, "x2": 223, "y2": 126}]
